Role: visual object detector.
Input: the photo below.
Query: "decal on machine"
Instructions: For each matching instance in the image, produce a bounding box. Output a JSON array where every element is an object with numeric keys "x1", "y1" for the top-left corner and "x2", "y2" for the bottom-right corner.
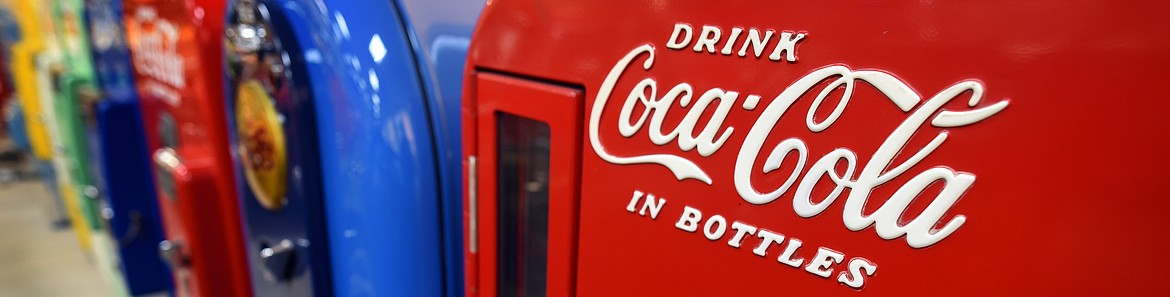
[
  {"x1": 88, "y1": 0, "x2": 123, "y2": 52},
  {"x1": 591, "y1": 23, "x2": 1009, "y2": 289},
  {"x1": 129, "y1": 6, "x2": 184, "y2": 106},
  {"x1": 235, "y1": 80, "x2": 288, "y2": 210}
]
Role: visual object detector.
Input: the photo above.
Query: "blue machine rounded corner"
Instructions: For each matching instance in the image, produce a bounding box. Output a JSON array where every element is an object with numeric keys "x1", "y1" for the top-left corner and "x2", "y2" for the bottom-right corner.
[
  {"x1": 301, "y1": 1, "x2": 447, "y2": 295},
  {"x1": 84, "y1": 0, "x2": 174, "y2": 295},
  {"x1": 394, "y1": 0, "x2": 484, "y2": 295},
  {"x1": 221, "y1": 0, "x2": 481, "y2": 295}
]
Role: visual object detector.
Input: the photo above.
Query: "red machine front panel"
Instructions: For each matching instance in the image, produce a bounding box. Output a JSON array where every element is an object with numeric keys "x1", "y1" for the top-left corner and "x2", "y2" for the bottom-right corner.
[
  {"x1": 463, "y1": 1, "x2": 1170, "y2": 296},
  {"x1": 469, "y1": 73, "x2": 583, "y2": 297},
  {"x1": 124, "y1": 0, "x2": 252, "y2": 296}
]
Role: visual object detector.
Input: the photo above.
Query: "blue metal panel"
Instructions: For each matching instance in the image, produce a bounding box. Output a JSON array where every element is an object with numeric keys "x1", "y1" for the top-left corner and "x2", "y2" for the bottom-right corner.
[
  {"x1": 229, "y1": 1, "x2": 463, "y2": 295},
  {"x1": 223, "y1": 0, "x2": 331, "y2": 296},
  {"x1": 394, "y1": 1, "x2": 483, "y2": 295},
  {"x1": 312, "y1": 2, "x2": 443, "y2": 295},
  {"x1": 84, "y1": 0, "x2": 173, "y2": 295}
]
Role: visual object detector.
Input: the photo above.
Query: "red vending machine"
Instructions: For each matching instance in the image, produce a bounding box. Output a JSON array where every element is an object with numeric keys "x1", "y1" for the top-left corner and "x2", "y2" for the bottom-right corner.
[
  {"x1": 462, "y1": 1, "x2": 1170, "y2": 296},
  {"x1": 123, "y1": 0, "x2": 252, "y2": 296}
]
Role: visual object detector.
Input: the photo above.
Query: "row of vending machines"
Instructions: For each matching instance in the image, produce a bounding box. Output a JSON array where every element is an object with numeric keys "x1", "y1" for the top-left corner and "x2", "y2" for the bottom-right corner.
[
  {"x1": 1, "y1": 0, "x2": 1169, "y2": 296},
  {"x1": 1, "y1": 0, "x2": 475, "y2": 296}
]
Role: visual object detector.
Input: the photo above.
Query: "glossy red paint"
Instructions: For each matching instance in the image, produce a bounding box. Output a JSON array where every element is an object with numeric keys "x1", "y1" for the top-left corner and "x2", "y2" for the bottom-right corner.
[
  {"x1": 470, "y1": 73, "x2": 583, "y2": 297},
  {"x1": 463, "y1": 1, "x2": 1170, "y2": 296},
  {"x1": 123, "y1": 0, "x2": 252, "y2": 296}
]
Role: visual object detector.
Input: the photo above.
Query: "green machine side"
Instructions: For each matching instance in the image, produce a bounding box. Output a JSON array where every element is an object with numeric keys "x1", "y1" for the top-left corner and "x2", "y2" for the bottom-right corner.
[
  {"x1": 52, "y1": 1, "x2": 132, "y2": 296},
  {"x1": 51, "y1": 0, "x2": 100, "y2": 230}
]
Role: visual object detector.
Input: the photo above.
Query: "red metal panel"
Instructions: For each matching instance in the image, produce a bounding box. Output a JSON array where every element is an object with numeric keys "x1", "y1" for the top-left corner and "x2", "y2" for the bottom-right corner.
[
  {"x1": 124, "y1": 0, "x2": 252, "y2": 296},
  {"x1": 464, "y1": 1, "x2": 1170, "y2": 296},
  {"x1": 470, "y1": 72, "x2": 582, "y2": 297}
]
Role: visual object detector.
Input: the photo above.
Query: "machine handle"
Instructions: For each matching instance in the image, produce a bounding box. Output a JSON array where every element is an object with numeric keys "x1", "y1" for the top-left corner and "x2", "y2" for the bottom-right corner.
[
  {"x1": 116, "y1": 210, "x2": 142, "y2": 248},
  {"x1": 259, "y1": 239, "x2": 298, "y2": 281},
  {"x1": 158, "y1": 239, "x2": 189, "y2": 268}
]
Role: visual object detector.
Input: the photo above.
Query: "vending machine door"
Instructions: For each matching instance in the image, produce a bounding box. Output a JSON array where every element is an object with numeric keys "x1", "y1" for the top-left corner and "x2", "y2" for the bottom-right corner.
[
  {"x1": 467, "y1": 73, "x2": 583, "y2": 297},
  {"x1": 124, "y1": 0, "x2": 253, "y2": 296},
  {"x1": 222, "y1": 0, "x2": 329, "y2": 295},
  {"x1": 463, "y1": 1, "x2": 1170, "y2": 296},
  {"x1": 86, "y1": 0, "x2": 174, "y2": 294}
]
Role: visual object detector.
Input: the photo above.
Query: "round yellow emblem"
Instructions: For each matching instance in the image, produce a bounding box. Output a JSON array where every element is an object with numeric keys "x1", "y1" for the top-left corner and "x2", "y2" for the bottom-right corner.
[{"x1": 235, "y1": 80, "x2": 287, "y2": 210}]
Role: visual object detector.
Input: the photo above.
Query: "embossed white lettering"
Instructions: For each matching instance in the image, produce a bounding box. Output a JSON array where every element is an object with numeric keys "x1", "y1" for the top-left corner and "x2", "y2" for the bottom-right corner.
[
  {"x1": 752, "y1": 230, "x2": 785, "y2": 257},
  {"x1": 727, "y1": 221, "x2": 757, "y2": 248},
  {"x1": 693, "y1": 25, "x2": 721, "y2": 53},
  {"x1": 703, "y1": 215, "x2": 728, "y2": 240},
  {"x1": 837, "y1": 257, "x2": 877, "y2": 289},
  {"x1": 597, "y1": 25, "x2": 1009, "y2": 250},
  {"x1": 777, "y1": 237, "x2": 806, "y2": 268},
  {"x1": 675, "y1": 206, "x2": 702, "y2": 232},
  {"x1": 664, "y1": 23, "x2": 805, "y2": 61},
  {"x1": 739, "y1": 28, "x2": 774, "y2": 58},
  {"x1": 805, "y1": 247, "x2": 845, "y2": 278},
  {"x1": 665, "y1": 23, "x2": 692, "y2": 50},
  {"x1": 769, "y1": 31, "x2": 806, "y2": 62}
]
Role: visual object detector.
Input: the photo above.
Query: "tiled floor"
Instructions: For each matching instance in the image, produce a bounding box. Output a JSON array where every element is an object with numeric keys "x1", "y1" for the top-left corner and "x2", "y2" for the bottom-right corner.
[{"x1": 0, "y1": 179, "x2": 114, "y2": 297}]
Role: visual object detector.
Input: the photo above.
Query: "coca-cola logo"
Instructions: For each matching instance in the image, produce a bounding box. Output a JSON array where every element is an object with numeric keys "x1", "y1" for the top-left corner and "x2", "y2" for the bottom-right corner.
[
  {"x1": 591, "y1": 24, "x2": 1010, "y2": 250},
  {"x1": 129, "y1": 6, "x2": 184, "y2": 105}
]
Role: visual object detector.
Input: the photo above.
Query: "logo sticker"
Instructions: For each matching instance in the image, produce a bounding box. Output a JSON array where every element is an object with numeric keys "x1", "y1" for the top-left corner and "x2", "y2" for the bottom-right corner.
[{"x1": 235, "y1": 80, "x2": 287, "y2": 210}]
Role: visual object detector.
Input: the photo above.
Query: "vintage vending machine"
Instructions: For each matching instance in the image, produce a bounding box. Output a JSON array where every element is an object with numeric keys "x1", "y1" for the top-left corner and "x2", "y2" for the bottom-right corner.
[
  {"x1": 3, "y1": 0, "x2": 100, "y2": 251},
  {"x1": 224, "y1": 0, "x2": 481, "y2": 295},
  {"x1": 86, "y1": 0, "x2": 174, "y2": 295},
  {"x1": 0, "y1": 0, "x2": 52, "y2": 161},
  {"x1": 50, "y1": 0, "x2": 104, "y2": 238},
  {"x1": 123, "y1": 0, "x2": 253, "y2": 296},
  {"x1": 2, "y1": 0, "x2": 66, "y2": 230},
  {"x1": 463, "y1": 1, "x2": 1170, "y2": 296},
  {"x1": 221, "y1": 0, "x2": 331, "y2": 295},
  {"x1": 50, "y1": 0, "x2": 145, "y2": 295}
]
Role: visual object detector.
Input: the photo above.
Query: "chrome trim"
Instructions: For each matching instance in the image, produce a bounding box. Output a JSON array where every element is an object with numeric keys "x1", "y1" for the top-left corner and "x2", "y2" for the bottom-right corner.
[{"x1": 469, "y1": 156, "x2": 478, "y2": 254}]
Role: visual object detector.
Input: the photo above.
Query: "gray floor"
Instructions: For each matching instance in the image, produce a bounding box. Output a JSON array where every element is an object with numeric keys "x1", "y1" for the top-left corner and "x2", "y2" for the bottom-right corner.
[{"x1": 0, "y1": 179, "x2": 114, "y2": 297}]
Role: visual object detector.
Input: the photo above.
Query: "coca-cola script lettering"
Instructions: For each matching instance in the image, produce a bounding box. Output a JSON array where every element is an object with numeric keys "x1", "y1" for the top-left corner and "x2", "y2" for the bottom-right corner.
[
  {"x1": 590, "y1": 24, "x2": 1010, "y2": 249},
  {"x1": 129, "y1": 6, "x2": 184, "y2": 106}
]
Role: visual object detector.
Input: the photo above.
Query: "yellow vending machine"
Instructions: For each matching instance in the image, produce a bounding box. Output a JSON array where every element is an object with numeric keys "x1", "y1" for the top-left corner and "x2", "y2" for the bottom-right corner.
[{"x1": 1, "y1": 0, "x2": 95, "y2": 254}]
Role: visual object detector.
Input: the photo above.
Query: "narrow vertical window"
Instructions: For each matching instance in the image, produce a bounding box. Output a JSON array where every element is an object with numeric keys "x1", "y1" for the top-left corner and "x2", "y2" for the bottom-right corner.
[{"x1": 496, "y1": 112, "x2": 550, "y2": 297}]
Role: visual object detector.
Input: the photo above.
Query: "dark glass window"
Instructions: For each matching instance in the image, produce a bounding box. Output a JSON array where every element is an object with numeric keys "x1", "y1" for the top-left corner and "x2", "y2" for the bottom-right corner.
[{"x1": 497, "y1": 113, "x2": 551, "y2": 297}]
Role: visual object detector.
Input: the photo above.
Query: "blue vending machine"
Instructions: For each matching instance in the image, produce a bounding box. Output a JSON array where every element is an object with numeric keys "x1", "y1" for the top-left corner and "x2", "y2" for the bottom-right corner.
[
  {"x1": 83, "y1": 0, "x2": 173, "y2": 295},
  {"x1": 221, "y1": 0, "x2": 482, "y2": 295},
  {"x1": 223, "y1": 0, "x2": 332, "y2": 295}
]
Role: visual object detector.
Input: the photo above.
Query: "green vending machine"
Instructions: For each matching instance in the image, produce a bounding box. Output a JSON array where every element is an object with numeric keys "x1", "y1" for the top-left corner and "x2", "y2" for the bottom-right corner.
[
  {"x1": 51, "y1": 0, "x2": 98, "y2": 229},
  {"x1": 50, "y1": 0, "x2": 128, "y2": 295}
]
